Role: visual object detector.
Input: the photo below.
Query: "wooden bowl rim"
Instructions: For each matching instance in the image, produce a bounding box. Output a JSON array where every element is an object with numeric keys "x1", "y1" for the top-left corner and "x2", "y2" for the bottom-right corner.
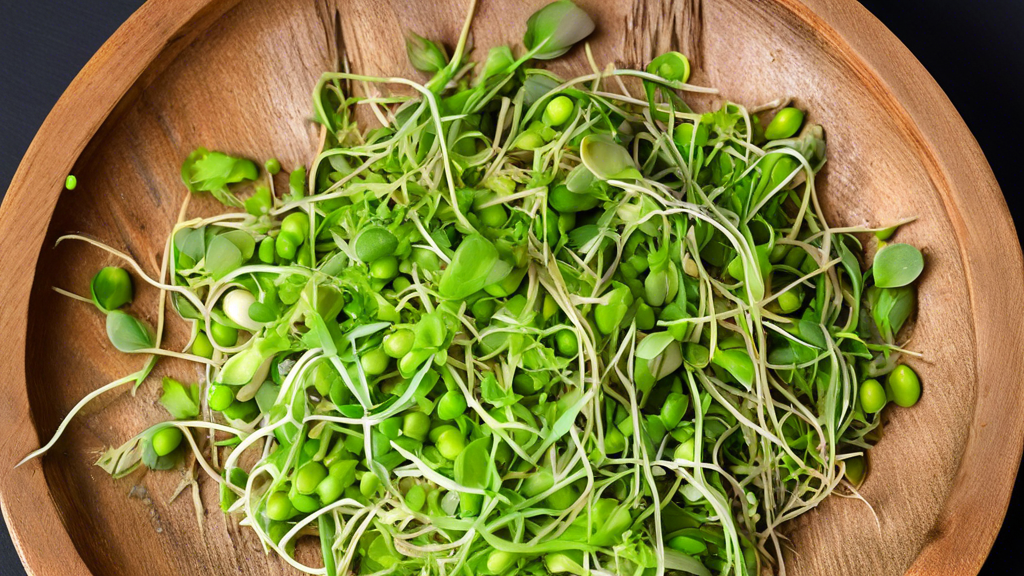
[{"x1": 1, "y1": 0, "x2": 1022, "y2": 574}]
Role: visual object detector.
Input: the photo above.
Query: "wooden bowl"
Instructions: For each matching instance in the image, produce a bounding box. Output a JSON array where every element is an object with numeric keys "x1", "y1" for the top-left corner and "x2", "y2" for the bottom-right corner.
[{"x1": 2, "y1": 0, "x2": 1022, "y2": 574}]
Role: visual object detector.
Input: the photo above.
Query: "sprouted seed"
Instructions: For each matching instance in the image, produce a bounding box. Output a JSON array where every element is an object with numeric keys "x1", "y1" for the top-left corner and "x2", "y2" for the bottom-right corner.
[{"x1": 22, "y1": 1, "x2": 927, "y2": 575}]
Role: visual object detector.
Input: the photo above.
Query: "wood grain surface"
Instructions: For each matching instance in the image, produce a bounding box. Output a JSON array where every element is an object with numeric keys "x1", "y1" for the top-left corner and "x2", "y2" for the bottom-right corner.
[{"x1": 0, "y1": 0, "x2": 1021, "y2": 575}]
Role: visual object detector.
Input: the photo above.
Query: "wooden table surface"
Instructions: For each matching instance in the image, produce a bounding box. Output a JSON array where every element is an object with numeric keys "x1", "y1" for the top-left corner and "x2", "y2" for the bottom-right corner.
[{"x1": 1, "y1": 0, "x2": 1021, "y2": 574}]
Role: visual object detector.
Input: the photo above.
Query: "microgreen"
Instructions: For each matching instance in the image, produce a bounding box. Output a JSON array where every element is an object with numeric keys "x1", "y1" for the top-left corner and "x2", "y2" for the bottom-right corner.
[
  {"x1": 180, "y1": 148, "x2": 258, "y2": 206},
  {"x1": 23, "y1": 1, "x2": 928, "y2": 575}
]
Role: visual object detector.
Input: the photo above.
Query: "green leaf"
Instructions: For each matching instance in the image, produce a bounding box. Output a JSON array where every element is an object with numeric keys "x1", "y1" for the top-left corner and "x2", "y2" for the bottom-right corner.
[
  {"x1": 454, "y1": 437, "x2": 493, "y2": 490},
  {"x1": 523, "y1": 0, "x2": 595, "y2": 60},
  {"x1": 872, "y1": 243, "x2": 924, "y2": 288},
  {"x1": 406, "y1": 32, "x2": 449, "y2": 73},
  {"x1": 172, "y1": 293, "x2": 203, "y2": 321},
  {"x1": 438, "y1": 234, "x2": 501, "y2": 300},
  {"x1": 873, "y1": 286, "x2": 915, "y2": 342},
  {"x1": 248, "y1": 301, "x2": 278, "y2": 323},
  {"x1": 219, "y1": 334, "x2": 291, "y2": 385},
  {"x1": 244, "y1": 185, "x2": 272, "y2": 216},
  {"x1": 481, "y1": 372, "x2": 520, "y2": 408},
  {"x1": 682, "y1": 343, "x2": 710, "y2": 368},
  {"x1": 796, "y1": 320, "x2": 827, "y2": 349},
  {"x1": 580, "y1": 134, "x2": 641, "y2": 180},
  {"x1": 177, "y1": 226, "x2": 207, "y2": 262},
  {"x1": 479, "y1": 45, "x2": 514, "y2": 83},
  {"x1": 564, "y1": 163, "x2": 597, "y2": 194},
  {"x1": 105, "y1": 311, "x2": 154, "y2": 352},
  {"x1": 711, "y1": 348, "x2": 755, "y2": 389},
  {"x1": 220, "y1": 229, "x2": 256, "y2": 260},
  {"x1": 636, "y1": 332, "x2": 675, "y2": 361},
  {"x1": 523, "y1": 72, "x2": 561, "y2": 107},
  {"x1": 180, "y1": 148, "x2": 257, "y2": 207},
  {"x1": 205, "y1": 235, "x2": 244, "y2": 279},
  {"x1": 354, "y1": 226, "x2": 398, "y2": 262},
  {"x1": 288, "y1": 166, "x2": 307, "y2": 200},
  {"x1": 160, "y1": 377, "x2": 200, "y2": 419}
]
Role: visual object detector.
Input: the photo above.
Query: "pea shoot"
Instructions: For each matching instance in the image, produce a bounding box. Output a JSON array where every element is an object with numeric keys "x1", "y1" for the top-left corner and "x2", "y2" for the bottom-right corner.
[{"x1": 21, "y1": 1, "x2": 930, "y2": 575}]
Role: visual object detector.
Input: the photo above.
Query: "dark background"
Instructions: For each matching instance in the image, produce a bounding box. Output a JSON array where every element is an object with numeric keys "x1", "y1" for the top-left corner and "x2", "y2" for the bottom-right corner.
[{"x1": 1, "y1": 0, "x2": 1021, "y2": 574}]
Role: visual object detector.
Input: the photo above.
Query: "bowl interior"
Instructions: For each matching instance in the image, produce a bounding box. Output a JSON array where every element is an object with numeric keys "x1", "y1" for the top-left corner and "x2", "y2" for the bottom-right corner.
[{"x1": 26, "y1": 0, "x2": 975, "y2": 574}]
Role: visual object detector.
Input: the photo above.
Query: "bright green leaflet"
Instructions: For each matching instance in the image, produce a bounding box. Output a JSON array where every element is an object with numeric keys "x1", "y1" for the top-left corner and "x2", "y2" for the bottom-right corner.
[{"x1": 872, "y1": 243, "x2": 924, "y2": 288}]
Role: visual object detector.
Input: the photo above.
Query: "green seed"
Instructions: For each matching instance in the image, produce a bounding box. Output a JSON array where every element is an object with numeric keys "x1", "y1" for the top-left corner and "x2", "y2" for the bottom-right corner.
[
  {"x1": 487, "y1": 550, "x2": 518, "y2": 573},
  {"x1": 258, "y1": 237, "x2": 276, "y2": 264},
  {"x1": 151, "y1": 427, "x2": 182, "y2": 457},
  {"x1": 297, "y1": 243, "x2": 313, "y2": 267},
  {"x1": 543, "y1": 96, "x2": 574, "y2": 127},
  {"x1": 594, "y1": 284, "x2": 633, "y2": 334},
  {"x1": 359, "y1": 472, "x2": 381, "y2": 497},
  {"x1": 436, "y1": 428, "x2": 466, "y2": 460},
  {"x1": 437, "y1": 390, "x2": 468, "y2": 421},
  {"x1": 275, "y1": 234, "x2": 298, "y2": 260},
  {"x1": 296, "y1": 462, "x2": 328, "y2": 494},
  {"x1": 554, "y1": 329, "x2": 578, "y2": 357},
  {"x1": 477, "y1": 204, "x2": 508, "y2": 228},
  {"x1": 542, "y1": 294, "x2": 559, "y2": 321},
  {"x1": 223, "y1": 399, "x2": 259, "y2": 421},
  {"x1": 859, "y1": 379, "x2": 887, "y2": 413},
  {"x1": 672, "y1": 121, "x2": 708, "y2": 149},
  {"x1": 887, "y1": 365, "x2": 921, "y2": 407},
  {"x1": 667, "y1": 535, "x2": 707, "y2": 555},
  {"x1": 604, "y1": 427, "x2": 625, "y2": 454},
  {"x1": 391, "y1": 275, "x2": 412, "y2": 293},
  {"x1": 765, "y1": 107, "x2": 805, "y2": 140},
  {"x1": 210, "y1": 322, "x2": 238, "y2": 347},
  {"x1": 844, "y1": 455, "x2": 866, "y2": 486},
  {"x1": 514, "y1": 131, "x2": 546, "y2": 150},
  {"x1": 471, "y1": 298, "x2": 496, "y2": 321},
  {"x1": 208, "y1": 384, "x2": 235, "y2": 412},
  {"x1": 264, "y1": 158, "x2": 282, "y2": 175},
  {"x1": 328, "y1": 459, "x2": 358, "y2": 487},
  {"x1": 660, "y1": 392, "x2": 688, "y2": 429},
  {"x1": 360, "y1": 348, "x2": 390, "y2": 376},
  {"x1": 403, "y1": 411, "x2": 431, "y2": 442},
  {"x1": 777, "y1": 290, "x2": 803, "y2": 313},
  {"x1": 674, "y1": 437, "x2": 695, "y2": 461},
  {"x1": 315, "y1": 474, "x2": 345, "y2": 504},
  {"x1": 65, "y1": 174, "x2": 78, "y2": 190},
  {"x1": 280, "y1": 212, "x2": 310, "y2": 241},
  {"x1": 191, "y1": 331, "x2": 214, "y2": 359},
  {"x1": 405, "y1": 484, "x2": 426, "y2": 512},
  {"x1": 370, "y1": 256, "x2": 399, "y2": 280},
  {"x1": 266, "y1": 491, "x2": 294, "y2": 521},
  {"x1": 546, "y1": 483, "x2": 579, "y2": 510},
  {"x1": 634, "y1": 301, "x2": 656, "y2": 331},
  {"x1": 380, "y1": 416, "x2": 403, "y2": 440},
  {"x1": 90, "y1": 267, "x2": 134, "y2": 312},
  {"x1": 383, "y1": 329, "x2": 415, "y2": 358},
  {"x1": 289, "y1": 491, "x2": 319, "y2": 513},
  {"x1": 411, "y1": 248, "x2": 441, "y2": 272}
]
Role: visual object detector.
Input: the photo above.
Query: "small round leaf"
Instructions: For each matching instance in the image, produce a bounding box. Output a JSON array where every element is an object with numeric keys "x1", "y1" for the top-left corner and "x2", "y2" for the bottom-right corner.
[{"x1": 872, "y1": 243, "x2": 924, "y2": 288}]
